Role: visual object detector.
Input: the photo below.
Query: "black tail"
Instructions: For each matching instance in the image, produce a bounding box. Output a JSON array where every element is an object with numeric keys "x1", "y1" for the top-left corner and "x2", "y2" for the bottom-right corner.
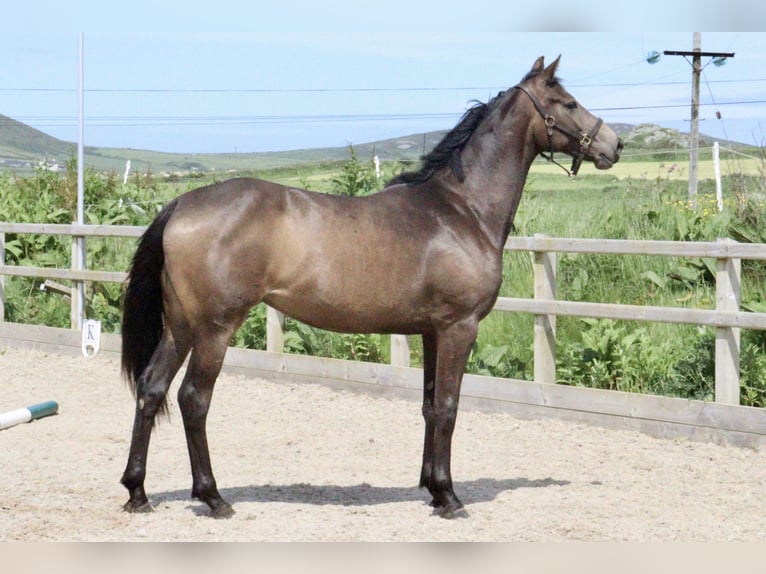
[{"x1": 121, "y1": 199, "x2": 179, "y2": 399}]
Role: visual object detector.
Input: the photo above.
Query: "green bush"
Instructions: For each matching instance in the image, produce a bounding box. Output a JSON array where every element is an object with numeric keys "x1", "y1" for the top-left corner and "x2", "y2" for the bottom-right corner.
[
  {"x1": 330, "y1": 145, "x2": 380, "y2": 197},
  {"x1": 0, "y1": 162, "x2": 168, "y2": 328},
  {"x1": 556, "y1": 318, "x2": 678, "y2": 395}
]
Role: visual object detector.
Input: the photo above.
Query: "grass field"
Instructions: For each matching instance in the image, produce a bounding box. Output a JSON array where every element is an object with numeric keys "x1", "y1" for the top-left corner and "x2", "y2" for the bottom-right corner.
[
  {"x1": 532, "y1": 153, "x2": 762, "y2": 180},
  {"x1": 255, "y1": 151, "x2": 763, "y2": 194}
]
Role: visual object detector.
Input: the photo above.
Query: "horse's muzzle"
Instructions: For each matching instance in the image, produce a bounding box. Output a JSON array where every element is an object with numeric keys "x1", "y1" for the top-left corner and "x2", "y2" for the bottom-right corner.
[{"x1": 594, "y1": 138, "x2": 623, "y2": 170}]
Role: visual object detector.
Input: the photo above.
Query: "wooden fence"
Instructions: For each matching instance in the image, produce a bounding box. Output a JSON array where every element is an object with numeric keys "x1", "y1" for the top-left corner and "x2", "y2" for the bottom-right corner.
[{"x1": 2, "y1": 223, "x2": 766, "y2": 446}]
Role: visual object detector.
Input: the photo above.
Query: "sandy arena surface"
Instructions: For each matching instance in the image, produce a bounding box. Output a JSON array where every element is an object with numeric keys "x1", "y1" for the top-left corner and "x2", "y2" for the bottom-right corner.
[{"x1": 1, "y1": 346, "x2": 765, "y2": 541}]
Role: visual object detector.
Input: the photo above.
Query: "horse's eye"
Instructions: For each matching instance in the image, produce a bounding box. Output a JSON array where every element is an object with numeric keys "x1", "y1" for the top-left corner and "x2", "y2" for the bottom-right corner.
[{"x1": 564, "y1": 101, "x2": 578, "y2": 111}]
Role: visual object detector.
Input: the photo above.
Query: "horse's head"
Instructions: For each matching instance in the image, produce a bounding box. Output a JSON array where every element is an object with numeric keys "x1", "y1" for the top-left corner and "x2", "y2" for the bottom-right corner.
[{"x1": 516, "y1": 55, "x2": 623, "y2": 175}]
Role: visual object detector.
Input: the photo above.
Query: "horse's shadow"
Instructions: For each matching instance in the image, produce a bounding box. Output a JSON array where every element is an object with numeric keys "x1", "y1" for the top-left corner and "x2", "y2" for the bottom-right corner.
[{"x1": 150, "y1": 477, "x2": 571, "y2": 515}]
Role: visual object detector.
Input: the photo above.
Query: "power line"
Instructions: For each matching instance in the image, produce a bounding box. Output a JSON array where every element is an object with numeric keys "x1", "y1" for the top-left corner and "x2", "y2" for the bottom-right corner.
[
  {"x1": 1, "y1": 78, "x2": 766, "y2": 94},
  {"x1": 596, "y1": 99, "x2": 766, "y2": 112},
  {"x1": 1, "y1": 86, "x2": 501, "y2": 94},
  {"x1": 2, "y1": 112, "x2": 460, "y2": 128},
  {"x1": 6, "y1": 98, "x2": 765, "y2": 130}
]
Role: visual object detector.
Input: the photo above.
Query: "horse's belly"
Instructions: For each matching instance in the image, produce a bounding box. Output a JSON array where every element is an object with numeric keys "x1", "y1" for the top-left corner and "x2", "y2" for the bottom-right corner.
[{"x1": 264, "y1": 287, "x2": 427, "y2": 334}]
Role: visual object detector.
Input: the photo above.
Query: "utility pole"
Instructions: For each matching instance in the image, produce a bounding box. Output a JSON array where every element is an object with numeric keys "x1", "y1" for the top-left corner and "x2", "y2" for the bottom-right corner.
[
  {"x1": 688, "y1": 32, "x2": 701, "y2": 209},
  {"x1": 663, "y1": 33, "x2": 734, "y2": 208}
]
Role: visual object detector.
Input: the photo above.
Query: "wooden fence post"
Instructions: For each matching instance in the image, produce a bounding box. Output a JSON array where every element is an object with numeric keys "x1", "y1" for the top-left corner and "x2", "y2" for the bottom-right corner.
[
  {"x1": 69, "y1": 223, "x2": 87, "y2": 331},
  {"x1": 70, "y1": 232, "x2": 79, "y2": 330},
  {"x1": 0, "y1": 232, "x2": 5, "y2": 322},
  {"x1": 266, "y1": 306, "x2": 285, "y2": 353},
  {"x1": 715, "y1": 238, "x2": 741, "y2": 405},
  {"x1": 533, "y1": 234, "x2": 557, "y2": 384},
  {"x1": 390, "y1": 335, "x2": 411, "y2": 367}
]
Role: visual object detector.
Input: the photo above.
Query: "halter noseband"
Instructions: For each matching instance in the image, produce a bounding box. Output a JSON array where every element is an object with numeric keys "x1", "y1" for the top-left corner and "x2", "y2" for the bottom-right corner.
[{"x1": 514, "y1": 84, "x2": 603, "y2": 177}]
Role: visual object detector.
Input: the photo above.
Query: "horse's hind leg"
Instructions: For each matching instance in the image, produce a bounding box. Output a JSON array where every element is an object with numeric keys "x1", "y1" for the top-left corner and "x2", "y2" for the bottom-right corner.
[
  {"x1": 121, "y1": 327, "x2": 191, "y2": 512},
  {"x1": 177, "y1": 329, "x2": 233, "y2": 518}
]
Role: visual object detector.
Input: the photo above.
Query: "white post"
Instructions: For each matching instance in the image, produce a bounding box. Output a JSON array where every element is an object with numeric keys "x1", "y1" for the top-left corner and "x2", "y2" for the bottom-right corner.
[
  {"x1": 713, "y1": 141, "x2": 723, "y2": 212},
  {"x1": 533, "y1": 234, "x2": 557, "y2": 384},
  {"x1": 123, "y1": 160, "x2": 131, "y2": 185},
  {"x1": 77, "y1": 33, "x2": 85, "y2": 227},
  {"x1": 266, "y1": 306, "x2": 285, "y2": 353},
  {"x1": 390, "y1": 335, "x2": 410, "y2": 367},
  {"x1": 715, "y1": 238, "x2": 740, "y2": 405},
  {"x1": 74, "y1": 33, "x2": 86, "y2": 331}
]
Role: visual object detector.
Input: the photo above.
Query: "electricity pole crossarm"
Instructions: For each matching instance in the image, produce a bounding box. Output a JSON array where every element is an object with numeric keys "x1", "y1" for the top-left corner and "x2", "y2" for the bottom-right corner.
[{"x1": 663, "y1": 50, "x2": 735, "y2": 58}]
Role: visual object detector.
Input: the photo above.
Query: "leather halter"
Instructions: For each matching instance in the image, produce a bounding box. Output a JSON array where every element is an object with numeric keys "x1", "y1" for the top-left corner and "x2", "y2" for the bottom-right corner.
[{"x1": 514, "y1": 84, "x2": 604, "y2": 176}]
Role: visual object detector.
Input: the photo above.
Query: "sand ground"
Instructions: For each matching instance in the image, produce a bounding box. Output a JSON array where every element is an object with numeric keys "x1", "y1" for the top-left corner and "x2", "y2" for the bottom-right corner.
[{"x1": 2, "y1": 346, "x2": 765, "y2": 541}]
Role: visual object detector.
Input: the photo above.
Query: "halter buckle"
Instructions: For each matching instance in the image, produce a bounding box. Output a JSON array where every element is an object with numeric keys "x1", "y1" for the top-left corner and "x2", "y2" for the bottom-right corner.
[
  {"x1": 579, "y1": 133, "x2": 592, "y2": 148},
  {"x1": 544, "y1": 115, "x2": 556, "y2": 129}
]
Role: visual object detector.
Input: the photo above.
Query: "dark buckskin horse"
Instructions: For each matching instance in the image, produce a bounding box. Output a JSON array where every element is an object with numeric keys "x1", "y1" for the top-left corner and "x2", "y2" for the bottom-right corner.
[{"x1": 120, "y1": 56, "x2": 623, "y2": 519}]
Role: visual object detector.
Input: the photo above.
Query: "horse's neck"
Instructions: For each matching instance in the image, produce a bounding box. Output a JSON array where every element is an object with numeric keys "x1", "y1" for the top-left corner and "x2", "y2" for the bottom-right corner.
[{"x1": 451, "y1": 124, "x2": 537, "y2": 249}]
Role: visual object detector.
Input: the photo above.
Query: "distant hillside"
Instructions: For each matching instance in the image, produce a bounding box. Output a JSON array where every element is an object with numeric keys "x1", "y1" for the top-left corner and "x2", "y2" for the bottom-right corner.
[
  {"x1": 0, "y1": 114, "x2": 75, "y2": 161},
  {"x1": 0, "y1": 112, "x2": 449, "y2": 174},
  {"x1": 0, "y1": 113, "x2": 751, "y2": 176},
  {"x1": 606, "y1": 122, "x2": 636, "y2": 137},
  {"x1": 628, "y1": 122, "x2": 749, "y2": 152}
]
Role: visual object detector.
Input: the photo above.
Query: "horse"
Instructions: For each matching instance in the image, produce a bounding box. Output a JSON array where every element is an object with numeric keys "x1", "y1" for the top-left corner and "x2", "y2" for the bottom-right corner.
[{"x1": 119, "y1": 55, "x2": 623, "y2": 519}]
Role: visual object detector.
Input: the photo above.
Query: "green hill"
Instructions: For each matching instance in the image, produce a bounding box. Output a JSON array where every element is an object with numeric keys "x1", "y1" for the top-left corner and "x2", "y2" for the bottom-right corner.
[
  {"x1": 0, "y1": 112, "x2": 449, "y2": 175},
  {"x1": 0, "y1": 113, "x2": 752, "y2": 176},
  {"x1": 0, "y1": 114, "x2": 75, "y2": 161}
]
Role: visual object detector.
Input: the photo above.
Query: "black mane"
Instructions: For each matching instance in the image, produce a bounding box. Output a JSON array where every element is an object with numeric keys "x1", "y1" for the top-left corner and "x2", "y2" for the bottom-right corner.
[
  {"x1": 387, "y1": 67, "x2": 562, "y2": 187},
  {"x1": 387, "y1": 92, "x2": 505, "y2": 186}
]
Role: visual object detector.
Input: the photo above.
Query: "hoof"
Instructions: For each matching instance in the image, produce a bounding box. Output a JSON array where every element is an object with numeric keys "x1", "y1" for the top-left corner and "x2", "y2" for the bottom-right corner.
[
  {"x1": 425, "y1": 491, "x2": 465, "y2": 516},
  {"x1": 123, "y1": 499, "x2": 154, "y2": 514},
  {"x1": 210, "y1": 503, "x2": 235, "y2": 519},
  {"x1": 433, "y1": 504, "x2": 469, "y2": 520}
]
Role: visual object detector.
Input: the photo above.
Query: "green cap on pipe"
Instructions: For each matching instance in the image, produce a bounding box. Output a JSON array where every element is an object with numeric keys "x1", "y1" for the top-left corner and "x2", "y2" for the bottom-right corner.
[{"x1": 27, "y1": 401, "x2": 59, "y2": 420}]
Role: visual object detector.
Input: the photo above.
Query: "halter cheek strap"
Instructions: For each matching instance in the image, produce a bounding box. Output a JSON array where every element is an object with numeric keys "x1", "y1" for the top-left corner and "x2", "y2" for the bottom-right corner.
[{"x1": 514, "y1": 84, "x2": 603, "y2": 177}]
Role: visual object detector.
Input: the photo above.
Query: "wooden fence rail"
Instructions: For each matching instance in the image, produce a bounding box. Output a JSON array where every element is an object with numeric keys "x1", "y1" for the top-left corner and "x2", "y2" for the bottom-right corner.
[
  {"x1": 2, "y1": 223, "x2": 766, "y2": 409},
  {"x1": 503, "y1": 234, "x2": 766, "y2": 406},
  {"x1": 0, "y1": 224, "x2": 141, "y2": 328}
]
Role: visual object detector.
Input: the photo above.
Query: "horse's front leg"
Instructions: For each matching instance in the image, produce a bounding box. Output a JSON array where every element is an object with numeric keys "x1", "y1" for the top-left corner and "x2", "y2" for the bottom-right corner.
[
  {"x1": 425, "y1": 319, "x2": 477, "y2": 519},
  {"x1": 419, "y1": 331, "x2": 437, "y2": 492}
]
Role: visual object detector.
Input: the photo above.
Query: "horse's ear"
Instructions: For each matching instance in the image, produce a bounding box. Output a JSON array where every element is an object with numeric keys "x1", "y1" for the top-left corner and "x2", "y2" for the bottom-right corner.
[
  {"x1": 531, "y1": 56, "x2": 545, "y2": 74},
  {"x1": 542, "y1": 55, "x2": 561, "y2": 81}
]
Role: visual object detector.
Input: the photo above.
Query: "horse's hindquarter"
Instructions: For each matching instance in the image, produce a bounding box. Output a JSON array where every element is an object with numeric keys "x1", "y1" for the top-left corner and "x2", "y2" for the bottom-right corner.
[{"x1": 163, "y1": 179, "x2": 501, "y2": 334}]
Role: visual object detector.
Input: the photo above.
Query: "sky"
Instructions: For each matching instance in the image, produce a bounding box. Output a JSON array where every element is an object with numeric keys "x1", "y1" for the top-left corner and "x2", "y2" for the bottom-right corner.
[{"x1": 2, "y1": 9, "x2": 766, "y2": 155}]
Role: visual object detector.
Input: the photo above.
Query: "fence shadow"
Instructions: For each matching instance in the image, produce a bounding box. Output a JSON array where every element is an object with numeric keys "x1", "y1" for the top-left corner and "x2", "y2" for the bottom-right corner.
[{"x1": 149, "y1": 476, "x2": 572, "y2": 514}]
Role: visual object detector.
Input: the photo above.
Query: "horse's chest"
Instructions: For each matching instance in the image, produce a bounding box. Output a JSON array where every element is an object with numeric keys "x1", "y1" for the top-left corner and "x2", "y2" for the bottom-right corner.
[{"x1": 426, "y1": 249, "x2": 501, "y2": 309}]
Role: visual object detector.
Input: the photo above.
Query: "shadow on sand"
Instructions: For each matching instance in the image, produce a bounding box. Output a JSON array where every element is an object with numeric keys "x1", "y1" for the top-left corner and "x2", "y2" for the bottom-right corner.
[{"x1": 150, "y1": 476, "x2": 572, "y2": 515}]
